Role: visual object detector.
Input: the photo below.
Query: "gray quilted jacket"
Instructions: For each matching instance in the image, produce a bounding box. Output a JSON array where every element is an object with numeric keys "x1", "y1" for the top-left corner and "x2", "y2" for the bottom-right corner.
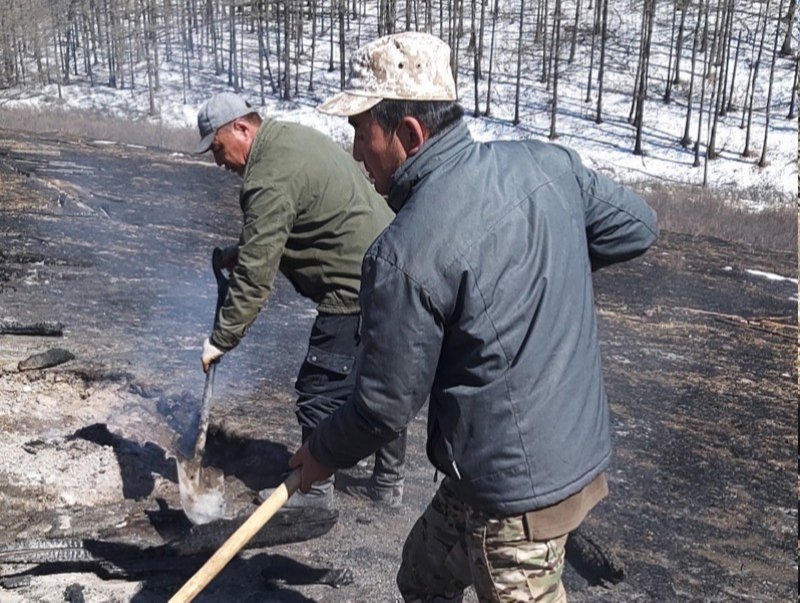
[{"x1": 310, "y1": 120, "x2": 658, "y2": 515}]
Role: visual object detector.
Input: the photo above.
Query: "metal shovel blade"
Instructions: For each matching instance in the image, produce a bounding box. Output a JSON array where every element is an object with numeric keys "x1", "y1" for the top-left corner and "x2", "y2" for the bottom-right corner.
[
  {"x1": 176, "y1": 452, "x2": 226, "y2": 525},
  {"x1": 176, "y1": 362, "x2": 227, "y2": 525}
]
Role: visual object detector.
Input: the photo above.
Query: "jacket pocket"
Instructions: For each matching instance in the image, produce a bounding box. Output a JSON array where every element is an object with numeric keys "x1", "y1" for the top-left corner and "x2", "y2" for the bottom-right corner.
[
  {"x1": 304, "y1": 346, "x2": 354, "y2": 375},
  {"x1": 294, "y1": 345, "x2": 356, "y2": 420},
  {"x1": 427, "y1": 417, "x2": 461, "y2": 480}
]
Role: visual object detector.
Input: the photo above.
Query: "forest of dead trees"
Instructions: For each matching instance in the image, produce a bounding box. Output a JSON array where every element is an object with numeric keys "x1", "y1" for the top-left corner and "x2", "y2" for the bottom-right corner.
[{"x1": 0, "y1": 0, "x2": 796, "y2": 170}]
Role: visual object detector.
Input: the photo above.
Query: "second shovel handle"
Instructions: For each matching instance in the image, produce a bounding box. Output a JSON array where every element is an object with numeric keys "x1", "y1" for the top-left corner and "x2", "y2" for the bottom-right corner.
[{"x1": 169, "y1": 469, "x2": 303, "y2": 603}]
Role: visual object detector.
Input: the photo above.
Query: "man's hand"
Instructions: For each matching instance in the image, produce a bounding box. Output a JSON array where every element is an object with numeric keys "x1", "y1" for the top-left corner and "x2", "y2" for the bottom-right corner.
[
  {"x1": 289, "y1": 441, "x2": 335, "y2": 493},
  {"x1": 202, "y1": 337, "x2": 224, "y2": 373}
]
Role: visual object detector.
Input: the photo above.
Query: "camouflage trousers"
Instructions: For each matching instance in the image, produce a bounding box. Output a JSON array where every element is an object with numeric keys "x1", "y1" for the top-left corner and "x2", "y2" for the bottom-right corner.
[{"x1": 397, "y1": 481, "x2": 567, "y2": 602}]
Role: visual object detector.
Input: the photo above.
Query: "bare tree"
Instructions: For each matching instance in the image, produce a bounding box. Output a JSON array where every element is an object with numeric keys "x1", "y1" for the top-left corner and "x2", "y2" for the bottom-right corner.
[
  {"x1": 141, "y1": 0, "x2": 156, "y2": 114},
  {"x1": 723, "y1": 24, "x2": 743, "y2": 115},
  {"x1": 379, "y1": 0, "x2": 396, "y2": 35},
  {"x1": 308, "y1": 0, "x2": 318, "y2": 91},
  {"x1": 681, "y1": 2, "x2": 702, "y2": 147},
  {"x1": 539, "y1": 0, "x2": 550, "y2": 83},
  {"x1": 328, "y1": 0, "x2": 335, "y2": 71},
  {"x1": 80, "y1": 0, "x2": 95, "y2": 86},
  {"x1": 179, "y1": 0, "x2": 190, "y2": 101},
  {"x1": 594, "y1": 0, "x2": 609, "y2": 123},
  {"x1": 633, "y1": 0, "x2": 654, "y2": 155},
  {"x1": 585, "y1": 0, "x2": 600, "y2": 102},
  {"x1": 549, "y1": 0, "x2": 562, "y2": 140},
  {"x1": 228, "y1": 1, "x2": 239, "y2": 89},
  {"x1": 760, "y1": 0, "x2": 786, "y2": 167},
  {"x1": 788, "y1": 55, "x2": 799, "y2": 118},
  {"x1": 31, "y1": 0, "x2": 48, "y2": 85},
  {"x1": 477, "y1": 0, "x2": 486, "y2": 78},
  {"x1": 743, "y1": 0, "x2": 771, "y2": 157},
  {"x1": 126, "y1": 3, "x2": 136, "y2": 91},
  {"x1": 338, "y1": 0, "x2": 345, "y2": 88},
  {"x1": 780, "y1": 0, "x2": 796, "y2": 56},
  {"x1": 483, "y1": 0, "x2": 499, "y2": 116},
  {"x1": 162, "y1": 0, "x2": 173, "y2": 62},
  {"x1": 448, "y1": 0, "x2": 462, "y2": 88},
  {"x1": 693, "y1": 0, "x2": 710, "y2": 168},
  {"x1": 294, "y1": 0, "x2": 303, "y2": 95},
  {"x1": 284, "y1": 0, "x2": 292, "y2": 99},
  {"x1": 513, "y1": 0, "x2": 526, "y2": 124},
  {"x1": 708, "y1": 0, "x2": 734, "y2": 158},
  {"x1": 471, "y1": 0, "x2": 480, "y2": 116},
  {"x1": 110, "y1": 0, "x2": 125, "y2": 88},
  {"x1": 208, "y1": 0, "x2": 221, "y2": 74},
  {"x1": 151, "y1": 0, "x2": 160, "y2": 90},
  {"x1": 256, "y1": 0, "x2": 266, "y2": 101},
  {"x1": 664, "y1": 0, "x2": 688, "y2": 103},
  {"x1": 568, "y1": 0, "x2": 579, "y2": 64},
  {"x1": 261, "y1": 0, "x2": 276, "y2": 93}
]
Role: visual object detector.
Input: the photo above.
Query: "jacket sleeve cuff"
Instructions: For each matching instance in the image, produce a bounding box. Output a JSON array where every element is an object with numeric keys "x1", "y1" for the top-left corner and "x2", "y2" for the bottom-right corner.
[
  {"x1": 308, "y1": 399, "x2": 394, "y2": 469},
  {"x1": 209, "y1": 331, "x2": 235, "y2": 353}
]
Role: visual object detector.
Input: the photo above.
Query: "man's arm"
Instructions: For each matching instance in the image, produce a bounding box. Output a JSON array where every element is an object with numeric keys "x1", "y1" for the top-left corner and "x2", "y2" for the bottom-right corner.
[
  {"x1": 565, "y1": 148, "x2": 658, "y2": 270},
  {"x1": 210, "y1": 180, "x2": 295, "y2": 351},
  {"x1": 307, "y1": 252, "x2": 443, "y2": 470}
]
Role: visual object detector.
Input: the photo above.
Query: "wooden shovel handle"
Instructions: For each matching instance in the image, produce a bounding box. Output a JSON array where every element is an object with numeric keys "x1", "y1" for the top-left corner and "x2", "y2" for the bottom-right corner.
[{"x1": 169, "y1": 469, "x2": 303, "y2": 603}]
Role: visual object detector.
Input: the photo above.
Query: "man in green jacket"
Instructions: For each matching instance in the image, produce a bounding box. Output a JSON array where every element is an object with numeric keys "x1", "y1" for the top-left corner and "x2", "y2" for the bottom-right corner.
[{"x1": 196, "y1": 92, "x2": 405, "y2": 508}]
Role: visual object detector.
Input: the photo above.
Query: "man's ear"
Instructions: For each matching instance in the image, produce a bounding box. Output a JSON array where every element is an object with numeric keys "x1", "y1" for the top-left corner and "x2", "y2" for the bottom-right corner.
[
  {"x1": 397, "y1": 117, "x2": 427, "y2": 157},
  {"x1": 231, "y1": 118, "x2": 254, "y2": 141}
]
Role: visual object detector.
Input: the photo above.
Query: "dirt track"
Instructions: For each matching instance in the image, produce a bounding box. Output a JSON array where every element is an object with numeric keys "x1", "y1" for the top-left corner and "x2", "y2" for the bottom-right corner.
[{"x1": 0, "y1": 130, "x2": 796, "y2": 602}]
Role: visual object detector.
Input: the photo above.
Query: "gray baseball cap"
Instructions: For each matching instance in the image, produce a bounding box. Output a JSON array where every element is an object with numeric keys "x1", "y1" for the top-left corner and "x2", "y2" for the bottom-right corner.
[
  {"x1": 195, "y1": 92, "x2": 258, "y2": 154},
  {"x1": 318, "y1": 32, "x2": 457, "y2": 116}
]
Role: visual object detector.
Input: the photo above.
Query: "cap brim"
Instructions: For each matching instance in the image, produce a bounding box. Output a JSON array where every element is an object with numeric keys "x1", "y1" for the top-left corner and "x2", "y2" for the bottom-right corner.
[
  {"x1": 317, "y1": 92, "x2": 382, "y2": 116},
  {"x1": 194, "y1": 131, "x2": 215, "y2": 154}
]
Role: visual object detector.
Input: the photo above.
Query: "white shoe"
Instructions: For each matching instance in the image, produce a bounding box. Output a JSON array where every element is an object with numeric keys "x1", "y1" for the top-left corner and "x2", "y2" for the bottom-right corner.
[{"x1": 258, "y1": 477, "x2": 334, "y2": 509}]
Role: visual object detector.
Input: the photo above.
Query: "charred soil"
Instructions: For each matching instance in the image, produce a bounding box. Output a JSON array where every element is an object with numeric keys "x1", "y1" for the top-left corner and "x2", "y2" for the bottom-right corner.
[{"x1": 0, "y1": 130, "x2": 796, "y2": 601}]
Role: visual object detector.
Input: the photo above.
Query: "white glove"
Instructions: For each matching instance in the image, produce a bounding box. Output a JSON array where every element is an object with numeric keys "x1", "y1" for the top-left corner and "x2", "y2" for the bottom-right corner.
[{"x1": 202, "y1": 337, "x2": 225, "y2": 372}]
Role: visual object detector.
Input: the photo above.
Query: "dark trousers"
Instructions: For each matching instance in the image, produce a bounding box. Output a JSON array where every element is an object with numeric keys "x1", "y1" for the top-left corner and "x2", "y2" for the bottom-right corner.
[{"x1": 295, "y1": 312, "x2": 406, "y2": 485}]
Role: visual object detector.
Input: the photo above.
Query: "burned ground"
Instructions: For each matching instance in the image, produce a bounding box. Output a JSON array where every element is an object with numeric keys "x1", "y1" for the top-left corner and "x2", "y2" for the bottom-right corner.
[{"x1": 0, "y1": 130, "x2": 796, "y2": 601}]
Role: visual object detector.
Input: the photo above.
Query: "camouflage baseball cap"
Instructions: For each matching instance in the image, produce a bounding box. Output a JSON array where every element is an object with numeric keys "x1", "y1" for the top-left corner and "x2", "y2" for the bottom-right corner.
[
  {"x1": 318, "y1": 32, "x2": 457, "y2": 116},
  {"x1": 195, "y1": 92, "x2": 257, "y2": 154}
]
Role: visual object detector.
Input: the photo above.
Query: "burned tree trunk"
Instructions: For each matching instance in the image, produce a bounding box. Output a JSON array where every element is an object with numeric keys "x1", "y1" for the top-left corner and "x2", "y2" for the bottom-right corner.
[
  {"x1": 594, "y1": 0, "x2": 609, "y2": 123},
  {"x1": 512, "y1": 0, "x2": 526, "y2": 125},
  {"x1": 742, "y1": 0, "x2": 771, "y2": 158},
  {"x1": 759, "y1": 0, "x2": 786, "y2": 168},
  {"x1": 680, "y1": 3, "x2": 702, "y2": 147},
  {"x1": 549, "y1": 0, "x2": 562, "y2": 140},
  {"x1": 483, "y1": 0, "x2": 499, "y2": 116}
]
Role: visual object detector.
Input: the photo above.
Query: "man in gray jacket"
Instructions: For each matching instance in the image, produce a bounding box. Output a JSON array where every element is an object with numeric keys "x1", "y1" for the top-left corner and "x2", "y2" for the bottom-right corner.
[
  {"x1": 196, "y1": 92, "x2": 406, "y2": 508},
  {"x1": 290, "y1": 33, "x2": 658, "y2": 600}
]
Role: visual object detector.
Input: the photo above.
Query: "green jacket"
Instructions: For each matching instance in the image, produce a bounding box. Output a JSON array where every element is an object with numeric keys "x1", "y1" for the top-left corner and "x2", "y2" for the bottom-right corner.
[{"x1": 211, "y1": 119, "x2": 393, "y2": 352}]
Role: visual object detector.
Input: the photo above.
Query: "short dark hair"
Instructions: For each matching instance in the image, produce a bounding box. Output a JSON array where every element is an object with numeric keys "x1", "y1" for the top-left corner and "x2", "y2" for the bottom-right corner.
[
  {"x1": 219, "y1": 111, "x2": 262, "y2": 136},
  {"x1": 369, "y1": 100, "x2": 464, "y2": 137},
  {"x1": 241, "y1": 112, "x2": 263, "y2": 127}
]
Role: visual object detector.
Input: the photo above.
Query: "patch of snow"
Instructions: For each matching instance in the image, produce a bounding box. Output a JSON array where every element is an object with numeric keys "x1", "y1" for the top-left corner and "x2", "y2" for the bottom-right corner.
[{"x1": 745, "y1": 269, "x2": 798, "y2": 284}]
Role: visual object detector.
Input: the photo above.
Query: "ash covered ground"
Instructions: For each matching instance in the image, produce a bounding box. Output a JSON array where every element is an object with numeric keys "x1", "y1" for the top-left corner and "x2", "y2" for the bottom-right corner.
[{"x1": 0, "y1": 130, "x2": 796, "y2": 602}]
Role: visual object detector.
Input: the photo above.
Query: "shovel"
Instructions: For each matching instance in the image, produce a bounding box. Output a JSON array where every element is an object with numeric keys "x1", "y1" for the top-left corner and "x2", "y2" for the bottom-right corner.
[
  {"x1": 169, "y1": 469, "x2": 302, "y2": 603},
  {"x1": 176, "y1": 247, "x2": 230, "y2": 525}
]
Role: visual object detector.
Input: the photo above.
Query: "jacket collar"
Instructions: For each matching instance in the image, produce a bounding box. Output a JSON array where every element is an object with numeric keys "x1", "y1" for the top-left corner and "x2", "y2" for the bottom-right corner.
[
  {"x1": 242, "y1": 118, "x2": 275, "y2": 180},
  {"x1": 387, "y1": 119, "x2": 473, "y2": 213}
]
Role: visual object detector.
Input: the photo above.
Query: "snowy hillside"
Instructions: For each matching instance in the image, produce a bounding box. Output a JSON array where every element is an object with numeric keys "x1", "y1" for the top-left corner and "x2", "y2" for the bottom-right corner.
[{"x1": 0, "y1": 0, "x2": 796, "y2": 205}]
